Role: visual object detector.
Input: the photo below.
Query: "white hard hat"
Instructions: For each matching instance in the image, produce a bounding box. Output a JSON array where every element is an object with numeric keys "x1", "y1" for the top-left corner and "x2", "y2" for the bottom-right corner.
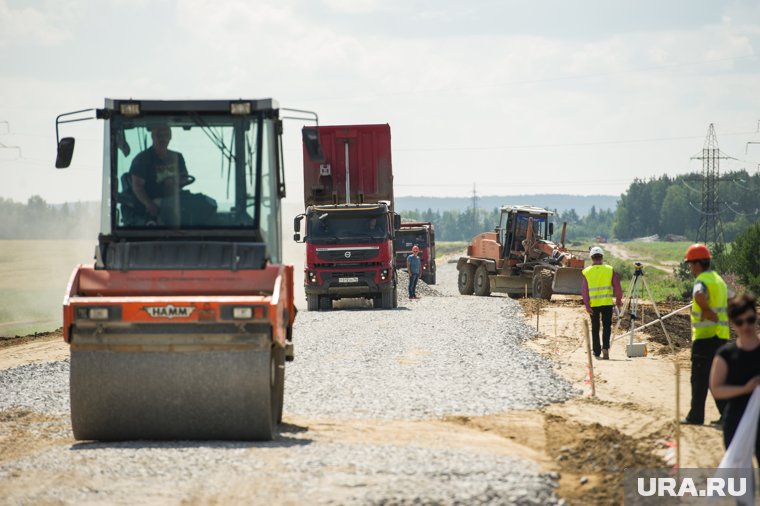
[{"x1": 590, "y1": 246, "x2": 604, "y2": 257}]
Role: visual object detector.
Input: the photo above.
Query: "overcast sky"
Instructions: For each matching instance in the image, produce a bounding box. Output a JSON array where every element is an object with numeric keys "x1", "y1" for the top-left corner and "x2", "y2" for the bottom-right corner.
[{"x1": 1, "y1": 0, "x2": 760, "y2": 205}]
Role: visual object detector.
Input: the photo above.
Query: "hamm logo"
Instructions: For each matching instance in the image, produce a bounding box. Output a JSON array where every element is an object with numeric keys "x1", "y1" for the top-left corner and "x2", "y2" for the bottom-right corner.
[{"x1": 143, "y1": 305, "x2": 196, "y2": 319}]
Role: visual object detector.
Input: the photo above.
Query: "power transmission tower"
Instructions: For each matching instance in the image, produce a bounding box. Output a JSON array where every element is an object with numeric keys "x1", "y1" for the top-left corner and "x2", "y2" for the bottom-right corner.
[
  {"x1": 471, "y1": 183, "x2": 479, "y2": 231},
  {"x1": 690, "y1": 124, "x2": 732, "y2": 248}
]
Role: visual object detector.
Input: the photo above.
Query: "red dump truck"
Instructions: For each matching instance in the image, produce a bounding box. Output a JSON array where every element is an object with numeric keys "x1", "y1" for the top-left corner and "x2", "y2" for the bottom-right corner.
[
  {"x1": 395, "y1": 222, "x2": 436, "y2": 284},
  {"x1": 294, "y1": 124, "x2": 400, "y2": 310}
]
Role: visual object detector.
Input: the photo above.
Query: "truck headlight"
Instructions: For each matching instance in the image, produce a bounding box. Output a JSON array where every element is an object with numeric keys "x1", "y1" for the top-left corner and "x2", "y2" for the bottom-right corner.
[
  {"x1": 308, "y1": 271, "x2": 318, "y2": 284},
  {"x1": 380, "y1": 269, "x2": 389, "y2": 280}
]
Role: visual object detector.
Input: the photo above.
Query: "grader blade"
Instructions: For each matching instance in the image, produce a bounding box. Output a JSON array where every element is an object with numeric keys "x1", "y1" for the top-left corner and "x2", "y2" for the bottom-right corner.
[{"x1": 552, "y1": 267, "x2": 583, "y2": 295}]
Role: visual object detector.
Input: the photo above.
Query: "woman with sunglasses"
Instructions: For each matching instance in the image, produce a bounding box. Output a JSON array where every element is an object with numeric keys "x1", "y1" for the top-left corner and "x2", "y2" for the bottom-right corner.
[{"x1": 709, "y1": 293, "x2": 760, "y2": 460}]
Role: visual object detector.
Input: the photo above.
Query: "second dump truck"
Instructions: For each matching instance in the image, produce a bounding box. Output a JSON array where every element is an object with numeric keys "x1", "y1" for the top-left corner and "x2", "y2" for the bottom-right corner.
[
  {"x1": 294, "y1": 124, "x2": 399, "y2": 310},
  {"x1": 395, "y1": 221, "x2": 436, "y2": 284}
]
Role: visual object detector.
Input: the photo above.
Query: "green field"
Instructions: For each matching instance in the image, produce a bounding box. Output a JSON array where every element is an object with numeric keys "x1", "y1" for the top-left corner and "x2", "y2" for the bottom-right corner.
[
  {"x1": 436, "y1": 241, "x2": 468, "y2": 259},
  {"x1": 615, "y1": 240, "x2": 693, "y2": 265},
  {"x1": 0, "y1": 240, "x2": 96, "y2": 337}
]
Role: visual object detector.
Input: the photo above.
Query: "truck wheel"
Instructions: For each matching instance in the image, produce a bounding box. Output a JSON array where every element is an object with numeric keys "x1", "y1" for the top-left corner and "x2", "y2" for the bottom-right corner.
[
  {"x1": 532, "y1": 270, "x2": 554, "y2": 301},
  {"x1": 381, "y1": 290, "x2": 393, "y2": 309},
  {"x1": 392, "y1": 286, "x2": 398, "y2": 308},
  {"x1": 307, "y1": 295, "x2": 318, "y2": 311},
  {"x1": 429, "y1": 272, "x2": 436, "y2": 285},
  {"x1": 473, "y1": 265, "x2": 491, "y2": 297},
  {"x1": 318, "y1": 296, "x2": 332, "y2": 311},
  {"x1": 373, "y1": 296, "x2": 382, "y2": 309},
  {"x1": 458, "y1": 264, "x2": 476, "y2": 295}
]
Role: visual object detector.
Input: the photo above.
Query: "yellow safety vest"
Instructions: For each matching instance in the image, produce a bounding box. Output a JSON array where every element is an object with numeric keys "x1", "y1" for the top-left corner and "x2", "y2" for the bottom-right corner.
[
  {"x1": 582, "y1": 264, "x2": 614, "y2": 307},
  {"x1": 691, "y1": 270, "x2": 729, "y2": 341}
]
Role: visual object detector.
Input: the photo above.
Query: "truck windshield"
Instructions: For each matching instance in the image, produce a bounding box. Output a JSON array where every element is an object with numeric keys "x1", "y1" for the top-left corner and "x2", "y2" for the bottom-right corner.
[
  {"x1": 112, "y1": 114, "x2": 277, "y2": 235},
  {"x1": 395, "y1": 230, "x2": 427, "y2": 249},
  {"x1": 307, "y1": 213, "x2": 387, "y2": 243}
]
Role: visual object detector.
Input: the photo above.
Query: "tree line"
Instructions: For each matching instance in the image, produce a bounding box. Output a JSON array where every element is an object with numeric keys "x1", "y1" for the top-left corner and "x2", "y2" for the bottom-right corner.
[
  {"x1": 0, "y1": 196, "x2": 99, "y2": 239},
  {"x1": 612, "y1": 170, "x2": 760, "y2": 241},
  {"x1": 402, "y1": 169, "x2": 760, "y2": 243},
  {"x1": 400, "y1": 205, "x2": 615, "y2": 242}
]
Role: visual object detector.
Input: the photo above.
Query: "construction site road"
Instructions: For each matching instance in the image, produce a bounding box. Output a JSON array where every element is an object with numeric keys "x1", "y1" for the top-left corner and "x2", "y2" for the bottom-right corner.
[{"x1": 0, "y1": 261, "x2": 576, "y2": 505}]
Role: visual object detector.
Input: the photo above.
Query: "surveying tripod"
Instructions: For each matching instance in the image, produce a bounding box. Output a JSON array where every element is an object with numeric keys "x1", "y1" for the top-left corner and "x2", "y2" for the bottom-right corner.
[{"x1": 613, "y1": 262, "x2": 675, "y2": 357}]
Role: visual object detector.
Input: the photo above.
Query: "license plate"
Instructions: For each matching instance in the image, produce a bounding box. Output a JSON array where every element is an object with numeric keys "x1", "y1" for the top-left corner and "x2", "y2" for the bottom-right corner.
[{"x1": 339, "y1": 277, "x2": 359, "y2": 283}]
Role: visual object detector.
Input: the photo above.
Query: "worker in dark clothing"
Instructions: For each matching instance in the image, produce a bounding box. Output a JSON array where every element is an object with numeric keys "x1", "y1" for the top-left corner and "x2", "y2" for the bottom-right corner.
[
  {"x1": 710, "y1": 293, "x2": 760, "y2": 459},
  {"x1": 406, "y1": 245, "x2": 421, "y2": 300},
  {"x1": 129, "y1": 125, "x2": 190, "y2": 221},
  {"x1": 682, "y1": 243, "x2": 729, "y2": 426},
  {"x1": 581, "y1": 246, "x2": 623, "y2": 359}
]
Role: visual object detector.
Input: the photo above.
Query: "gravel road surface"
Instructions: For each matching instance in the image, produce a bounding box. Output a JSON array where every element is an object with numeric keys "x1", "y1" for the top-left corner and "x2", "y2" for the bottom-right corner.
[{"x1": 0, "y1": 261, "x2": 575, "y2": 505}]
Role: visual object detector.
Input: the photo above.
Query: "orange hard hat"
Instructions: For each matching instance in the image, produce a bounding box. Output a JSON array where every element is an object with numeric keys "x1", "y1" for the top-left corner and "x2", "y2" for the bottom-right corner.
[
  {"x1": 412, "y1": 245, "x2": 420, "y2": 252},
  {"x1": 684, "y1": 243, "x2": 711, "y2": 262}
]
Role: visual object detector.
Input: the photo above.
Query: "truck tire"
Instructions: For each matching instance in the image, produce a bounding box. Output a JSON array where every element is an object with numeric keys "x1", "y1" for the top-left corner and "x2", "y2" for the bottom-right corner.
[
  {"x1": 373, "y1": 296, "x2": 382, "y2": 309},
  {"x1": 318, "y1": 295, "x2": 332, "y2": 311},
  {"x1": 532, "y1": 270, "x2": 554, "y2": 301},
  {"x1": 473, "y1": 265, "x2": 491, "y2": 297},
  {"x1": 458, "y1": 264, "x2": 476, "y2": 295},
  {"x1": 392, "y1": 286, "x2": 398, "y2": 308},
  {"x1": 381, "y1": 289, "x2": 394, "y2": 309},
  {"x1": 429, "y1": 271, "x2": 436, "y2": 285},
  {"x1": 307, "y1": 295, "x2": 319, "y2": 311}
]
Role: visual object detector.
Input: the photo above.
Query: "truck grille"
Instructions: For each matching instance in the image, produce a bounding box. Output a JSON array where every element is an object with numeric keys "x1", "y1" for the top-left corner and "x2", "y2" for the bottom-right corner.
[{"x1": 316, "y1": 247, "x2": 379, "y2": 262}]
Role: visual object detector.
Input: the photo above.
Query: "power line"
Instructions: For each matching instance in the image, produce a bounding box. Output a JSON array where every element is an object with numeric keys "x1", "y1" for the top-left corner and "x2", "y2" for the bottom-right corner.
[{"x1": 395, "y1": 130, "x2": 758, "y2": 152}]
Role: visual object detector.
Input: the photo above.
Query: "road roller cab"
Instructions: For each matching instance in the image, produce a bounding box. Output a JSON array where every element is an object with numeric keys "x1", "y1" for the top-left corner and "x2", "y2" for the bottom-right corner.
[{"x1": 55, "y1": 99, "x2": 304, "y2": 441}]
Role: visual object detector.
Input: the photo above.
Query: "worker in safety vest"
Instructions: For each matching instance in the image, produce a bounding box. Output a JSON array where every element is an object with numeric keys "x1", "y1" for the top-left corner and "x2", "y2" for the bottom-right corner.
[
  {"x1": 581, "y1": 246, "x2": 623, "y2": 360},
  {"x1": 682, "y1": 243, "x2": 730, "y2": 426}
]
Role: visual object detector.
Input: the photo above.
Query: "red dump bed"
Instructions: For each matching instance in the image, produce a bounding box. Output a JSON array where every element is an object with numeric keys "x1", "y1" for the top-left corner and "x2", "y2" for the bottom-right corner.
[{"x1": 302, "y1": 124, "x2": 393, "y2": 208}]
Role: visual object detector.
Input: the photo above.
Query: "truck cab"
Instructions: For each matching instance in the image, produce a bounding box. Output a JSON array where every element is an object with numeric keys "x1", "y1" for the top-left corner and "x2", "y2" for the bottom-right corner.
[{"x1": 296, "y1": 202, "x2": 398, "y2": 310}]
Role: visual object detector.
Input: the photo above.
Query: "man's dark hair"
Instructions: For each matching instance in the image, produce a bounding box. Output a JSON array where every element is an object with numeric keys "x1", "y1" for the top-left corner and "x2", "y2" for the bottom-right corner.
[
  {"x1": 728, "y1": 292, "x2": 757, "y2": 320},
  {"x1": 696, "y1": 259, "x2": 710, "y2": 270},
  {"x1": 591, "y1": 254, "x2": 603, "y2": 260}
]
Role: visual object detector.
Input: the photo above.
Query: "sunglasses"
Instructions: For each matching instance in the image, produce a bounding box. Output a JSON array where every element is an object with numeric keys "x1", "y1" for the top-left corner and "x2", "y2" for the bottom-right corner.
[{"x1": 732, "y1": 315, "x2": 757, "y2": 327}]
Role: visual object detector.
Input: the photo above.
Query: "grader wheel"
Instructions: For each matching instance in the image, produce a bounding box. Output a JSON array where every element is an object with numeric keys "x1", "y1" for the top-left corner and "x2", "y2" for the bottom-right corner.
[
  {"x1": 532, "y1": 270, "x2": 554, "y2": 301},
  {"x1": 473, "y1": 265, "x2": 491, "y2": 297},
  {"x1": 458, "y1": 264, "x2": 476, "y2": 295}
]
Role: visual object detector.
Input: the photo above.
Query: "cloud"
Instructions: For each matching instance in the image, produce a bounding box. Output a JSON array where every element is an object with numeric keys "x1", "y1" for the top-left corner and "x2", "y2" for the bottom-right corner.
[{"x1": 0, "y1": 0, "x2": 72, "y2": 47}]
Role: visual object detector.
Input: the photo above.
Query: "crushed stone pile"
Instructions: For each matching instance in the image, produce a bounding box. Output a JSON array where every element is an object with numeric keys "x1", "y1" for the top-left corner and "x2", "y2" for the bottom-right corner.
[{"x1": 396, "y1": 269, "x2": 443, "y2": 303}]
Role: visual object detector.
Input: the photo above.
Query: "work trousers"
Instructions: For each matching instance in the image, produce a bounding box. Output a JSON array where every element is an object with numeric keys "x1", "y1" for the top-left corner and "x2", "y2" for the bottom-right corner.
[
  {"x1": 408, "y1": 273, "x2": 419, "y2": 298},
  {"x1": 687, "y1": 336, "x2": 728, "y2": 424},
  {"x1": 589, "y1": 305, "x2": 613, "y2": 356}
]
